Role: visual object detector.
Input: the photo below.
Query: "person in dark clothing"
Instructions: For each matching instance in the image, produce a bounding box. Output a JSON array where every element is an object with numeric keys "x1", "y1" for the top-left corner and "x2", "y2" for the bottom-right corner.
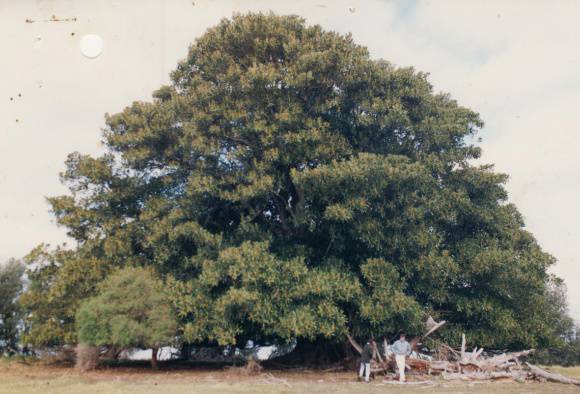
[{"x1": 358, "y1": 339, "x2": 374, "y2": 382}]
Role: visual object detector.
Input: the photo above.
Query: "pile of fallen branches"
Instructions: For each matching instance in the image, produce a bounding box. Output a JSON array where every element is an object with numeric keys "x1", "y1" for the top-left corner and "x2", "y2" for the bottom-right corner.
[{"x1": 347, "y1": 317, "x2": 579, "y2": 387}]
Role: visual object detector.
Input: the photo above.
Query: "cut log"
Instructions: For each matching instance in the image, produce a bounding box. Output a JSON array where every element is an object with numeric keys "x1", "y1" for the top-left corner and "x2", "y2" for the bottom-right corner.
[
  {"x1": 406, "y1": 358, "x2": 430, "y2": 373},
  {"x1": 460, "y1": 363, "x2": 482, "y2": 373},
  {"x1": 526, "y1": 363, "x2": 580, "y2": 386},
  {"x1": 460, "y1": 333, "x2": 466, "y2": 361}
]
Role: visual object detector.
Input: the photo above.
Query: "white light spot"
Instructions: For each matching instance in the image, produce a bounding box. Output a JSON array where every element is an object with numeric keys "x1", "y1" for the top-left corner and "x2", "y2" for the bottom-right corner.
[{"x1": 80, "y1": 34, "x2": 103, "y2": 58}]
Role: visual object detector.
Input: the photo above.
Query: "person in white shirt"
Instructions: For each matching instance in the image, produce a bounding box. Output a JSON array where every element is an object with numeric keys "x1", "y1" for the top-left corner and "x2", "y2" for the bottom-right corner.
[{"x1": 391, "y1": 332, "x2": 411, "y2": 382}]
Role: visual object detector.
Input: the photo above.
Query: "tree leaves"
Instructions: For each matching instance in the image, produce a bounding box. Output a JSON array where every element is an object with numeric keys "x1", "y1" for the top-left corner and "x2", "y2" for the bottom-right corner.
[
  {"x1": 20, "y1": 13, "x2": 565, "y2": 351},
  {"x1": 76, "y1": 268, "x2": 176, "y2": 349}
]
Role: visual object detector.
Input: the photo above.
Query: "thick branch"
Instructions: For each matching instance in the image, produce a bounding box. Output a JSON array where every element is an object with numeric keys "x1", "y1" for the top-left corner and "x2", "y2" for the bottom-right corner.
[{"x1": 346, "y1": 334, "x2": 362, "y2": 354}]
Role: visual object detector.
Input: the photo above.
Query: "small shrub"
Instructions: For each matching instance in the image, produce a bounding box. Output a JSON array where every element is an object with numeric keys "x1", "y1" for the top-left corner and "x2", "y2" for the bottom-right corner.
[{"x1": 76, "y1": 267, "x2": 177, "y2": 369}]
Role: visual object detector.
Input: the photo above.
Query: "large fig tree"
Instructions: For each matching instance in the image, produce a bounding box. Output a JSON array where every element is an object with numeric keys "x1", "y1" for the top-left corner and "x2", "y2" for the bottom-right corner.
[{"x1": 21, "y1": 13, "x2": 563, "y2": 354}]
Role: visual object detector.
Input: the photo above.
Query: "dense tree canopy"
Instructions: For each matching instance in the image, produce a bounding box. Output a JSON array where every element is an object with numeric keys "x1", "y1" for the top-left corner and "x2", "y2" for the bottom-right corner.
[{"x1": 21, "y1": 13, "x2": 564, "y2": 354}]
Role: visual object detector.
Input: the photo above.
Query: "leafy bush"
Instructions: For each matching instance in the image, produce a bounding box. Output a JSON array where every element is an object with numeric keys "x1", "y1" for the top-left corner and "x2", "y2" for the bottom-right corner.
[{"x1": 76, "y1": 267, "x2": 176, "y2": 368}]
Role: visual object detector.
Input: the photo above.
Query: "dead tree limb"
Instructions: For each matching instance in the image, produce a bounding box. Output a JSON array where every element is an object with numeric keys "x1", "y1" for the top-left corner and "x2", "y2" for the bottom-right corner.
[
  {"x1": 479, "y1": 349, "x2": 534, "y2": 371},
  {"x1": 423, "y1": 316, "x2": 446, "y2": 339},
  {"x1": 383, "y1": 337, "x2": 388, "y2": 357},
  {"x1": 443, "y1": 371, "x2": 528, "y2": 381},
  {"x1": 470, "y1": 346, "x2": 478, "y2": 360},
  {"x1": 428, "y1": 361, "x2": 450, "y2": 373},
  {"x1": 526, "y1": 363, "x2": 580, "y2": 386}
]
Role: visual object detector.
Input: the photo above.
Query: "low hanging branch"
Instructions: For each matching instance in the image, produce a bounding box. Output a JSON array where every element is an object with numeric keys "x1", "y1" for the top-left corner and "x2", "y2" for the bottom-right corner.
[{"x1": 346, "y1": 334, "x2": 362, "y2": 354}]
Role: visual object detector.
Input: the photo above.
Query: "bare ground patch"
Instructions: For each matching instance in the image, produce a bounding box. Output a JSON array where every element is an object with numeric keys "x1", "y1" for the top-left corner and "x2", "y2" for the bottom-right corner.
[{"x1": 1, "y1": 360, "x2": 579, "y2": 393}]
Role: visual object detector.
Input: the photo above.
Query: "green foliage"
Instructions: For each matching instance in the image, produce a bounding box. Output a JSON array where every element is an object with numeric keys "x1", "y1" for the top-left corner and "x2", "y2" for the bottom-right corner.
[
  {"x1": 19, "y1": 245, "x2": 111, "y2": 347},
  {"x1": 21, "y1": 13, "x2": 569, "y2": 353},
  {"x1": 531, "y1": 338, "x2": 580, "y2": 367},
  {"x1": 529, "y1": 278, "x2": 579, "y2": 366},
  {"x1": 0, "y1": 259, "x2": 25, "y2": 354},
  {"x1": 76, "y1": 267, "x2": 176, "y2": 349},
  {"x1": 167, "y1": 241, "x2": 359, "y2": 345}
]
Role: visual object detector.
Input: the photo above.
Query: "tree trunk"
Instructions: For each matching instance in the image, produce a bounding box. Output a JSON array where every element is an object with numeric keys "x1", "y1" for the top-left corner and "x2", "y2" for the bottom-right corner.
[
  {"x1": 75, "y1": 344, "x2": 99, "y2": 372},
  {"x1": 180, "y1": 343, "x2": 191, "y2": 360},
  {"x1": 151, "y1": 347, "x2": 159, "y2": 369}
]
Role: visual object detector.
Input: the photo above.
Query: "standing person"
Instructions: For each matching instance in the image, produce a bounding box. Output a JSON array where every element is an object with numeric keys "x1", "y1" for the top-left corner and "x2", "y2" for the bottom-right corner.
[
  {"x1": 392, "y1": 332, "x2": 412, "y2": 382},
  {"x1": 358, "y1": 339, "x2": 374, "y2": 382}
]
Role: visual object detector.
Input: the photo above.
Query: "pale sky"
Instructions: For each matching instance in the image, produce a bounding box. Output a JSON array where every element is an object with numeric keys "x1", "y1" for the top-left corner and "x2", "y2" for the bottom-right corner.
[{"x1": 1, "y1": 0, "x2": 579, "y2": 320}]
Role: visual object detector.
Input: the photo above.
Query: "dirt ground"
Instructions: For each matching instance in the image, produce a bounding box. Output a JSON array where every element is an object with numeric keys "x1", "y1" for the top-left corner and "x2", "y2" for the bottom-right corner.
[{"x1": 1, "y1": 359, "x2": 579, "y2": 394}]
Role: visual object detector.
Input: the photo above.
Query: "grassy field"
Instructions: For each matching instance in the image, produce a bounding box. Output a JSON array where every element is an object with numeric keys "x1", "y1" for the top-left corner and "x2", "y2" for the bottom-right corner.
[{"x1": 1, "y1": 359, "x2": 579, "y2": 394}]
